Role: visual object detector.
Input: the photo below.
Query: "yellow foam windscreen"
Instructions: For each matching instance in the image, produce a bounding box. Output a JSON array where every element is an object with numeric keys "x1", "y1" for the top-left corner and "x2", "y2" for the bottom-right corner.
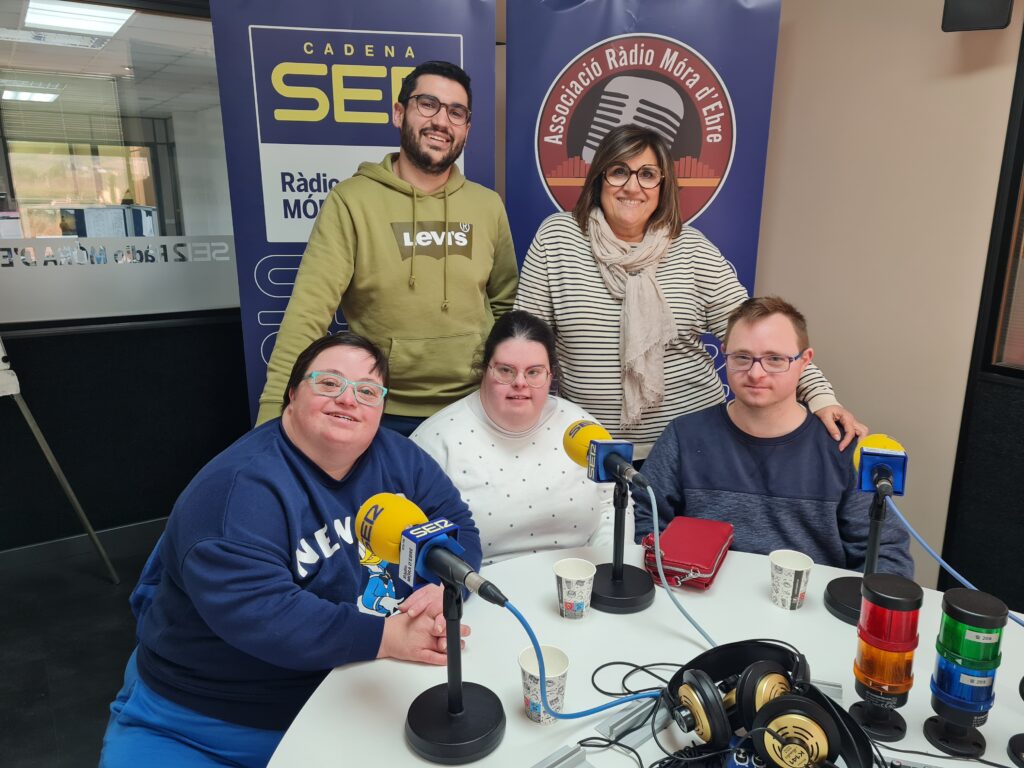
[
  {"x1": 853, "y1": 434, "x2": 906, "y2": 471},
  {"x1": 355, "y1": 492, "x2": 427, "y2": 562},
  {"x1": 562, "y1": 419, "x2": 612, "y2": 468}
]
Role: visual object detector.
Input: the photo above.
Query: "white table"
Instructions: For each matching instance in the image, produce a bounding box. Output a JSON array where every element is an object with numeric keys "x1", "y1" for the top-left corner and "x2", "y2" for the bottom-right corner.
[{"x1": 269, "y1": 547, "x2": 1024, "y2": 767}]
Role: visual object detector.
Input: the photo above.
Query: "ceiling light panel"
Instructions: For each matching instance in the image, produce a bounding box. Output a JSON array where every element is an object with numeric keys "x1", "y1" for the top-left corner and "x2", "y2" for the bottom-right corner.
[
  {"x1": 3, "y1": 89, "x2": 59, "y2": 102},
  {"x1": 25, "y1": 0, "x2": 133, "y2": 37}
]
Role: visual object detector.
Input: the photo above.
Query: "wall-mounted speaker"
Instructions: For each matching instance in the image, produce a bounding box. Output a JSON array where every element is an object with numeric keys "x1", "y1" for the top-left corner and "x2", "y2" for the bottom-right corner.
[{"x1": 942, "y1": 0, "x2": 1014, "y2": 31}]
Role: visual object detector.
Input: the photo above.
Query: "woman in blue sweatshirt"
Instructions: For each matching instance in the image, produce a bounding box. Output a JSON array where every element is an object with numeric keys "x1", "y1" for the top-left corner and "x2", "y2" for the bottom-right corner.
[{"x1": 100, "y1": 332, "x2": 481, "y2": 767}]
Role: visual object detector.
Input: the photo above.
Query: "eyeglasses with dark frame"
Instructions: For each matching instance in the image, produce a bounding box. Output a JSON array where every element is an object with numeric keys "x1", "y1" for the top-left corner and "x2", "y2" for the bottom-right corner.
[
  {"x1": 405, "y1": 93, "x2": 471, "y2": 126},
  {"x1": 723, "y1": 351, "x2": 807, "y2": 374},
  {"x1": 487, "y1": 364, "x2": 551, "y2": 388},
  {"x1": 602, "y1": 163, "x2": 664, "y2": 189},
  {"x1": 303, "y1": 372, "x2": 389, "y2": 407}
]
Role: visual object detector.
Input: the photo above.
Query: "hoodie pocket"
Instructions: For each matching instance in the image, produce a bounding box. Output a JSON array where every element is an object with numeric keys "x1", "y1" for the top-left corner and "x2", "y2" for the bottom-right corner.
[{"x1": 387, "y1": 331, "x2": 484, "y2": 401}]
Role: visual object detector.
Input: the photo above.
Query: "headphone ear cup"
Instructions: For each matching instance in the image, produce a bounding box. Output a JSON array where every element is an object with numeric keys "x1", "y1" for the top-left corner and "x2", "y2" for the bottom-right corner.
[
  {"x1": 736, "y1": 660, "x2": 791, "y2": 730},
  {"x1": 677, "y1": 669, "x2": 732, "y2": 751},
  {"x1": 750, "y1": 694, "x2": 841, "y2": 768}
]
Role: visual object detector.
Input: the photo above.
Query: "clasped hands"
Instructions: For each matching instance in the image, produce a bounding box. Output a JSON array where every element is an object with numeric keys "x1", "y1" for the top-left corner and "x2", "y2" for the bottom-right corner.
[{"x1": 377, "y1": 583, "x2": 469, "y2": 666}]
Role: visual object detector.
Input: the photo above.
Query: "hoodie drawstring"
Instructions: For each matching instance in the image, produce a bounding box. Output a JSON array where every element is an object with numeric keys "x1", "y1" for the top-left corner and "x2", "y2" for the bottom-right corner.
[
  {"x1": 408, "y1": 187, "x2": 417, "y2": 289},
  {"x1": 441, "y1": 187, "x2": 449, "y2": 312}
]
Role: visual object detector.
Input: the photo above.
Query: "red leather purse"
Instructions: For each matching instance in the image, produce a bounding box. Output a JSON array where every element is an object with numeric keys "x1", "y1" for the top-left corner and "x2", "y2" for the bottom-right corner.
[{"x1": 641, "y1": 516, "x2": 734, "y2": 590}]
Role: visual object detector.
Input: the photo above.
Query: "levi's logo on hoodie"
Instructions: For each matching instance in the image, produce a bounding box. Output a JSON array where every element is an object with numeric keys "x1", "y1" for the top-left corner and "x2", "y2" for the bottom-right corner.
[{"x1": 390, "y1": 221, "x2": 474, "y2": 259}]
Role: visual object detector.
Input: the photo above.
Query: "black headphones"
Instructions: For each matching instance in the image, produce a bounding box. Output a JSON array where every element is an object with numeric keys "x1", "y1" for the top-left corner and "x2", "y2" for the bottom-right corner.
[{"x1": 664, "y1": 640, "x2": 874, "y2": 768}]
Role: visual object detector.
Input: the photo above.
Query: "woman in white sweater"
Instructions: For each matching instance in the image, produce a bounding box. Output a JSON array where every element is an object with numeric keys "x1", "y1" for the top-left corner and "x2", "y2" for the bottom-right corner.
[{"x1": 410, "y1": 311, "x2": 623, "y2": 564}]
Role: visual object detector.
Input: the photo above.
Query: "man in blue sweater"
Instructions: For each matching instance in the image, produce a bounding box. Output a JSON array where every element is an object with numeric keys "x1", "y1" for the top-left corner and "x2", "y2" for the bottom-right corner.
[
  {"x1": 101, "y1": 332, "x2": 482, "y2": 766},
  {"x1": 634, "y1": 297, "x2": 912, "y2": 577}
]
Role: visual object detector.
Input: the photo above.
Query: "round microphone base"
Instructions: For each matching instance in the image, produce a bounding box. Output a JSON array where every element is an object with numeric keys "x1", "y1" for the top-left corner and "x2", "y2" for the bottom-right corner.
[
  {"x1": 590, "y1": 563, "x2": 655, "y2": 614},
  {"x1": 923, "y1": 715, "x2": 986, "y2": 758},
  {"x1": 824, "y1": 575, "x2": 863, "y2": 625},
  {"x1": 849, "y1": 700, "x2": 907, "y2": 742},
  {"x1": 1008, "y1": 734, "x2": 1024, "y2": 768},
  {"x1": 406, "y1": 682, "x2": 506, "y2": 765}
]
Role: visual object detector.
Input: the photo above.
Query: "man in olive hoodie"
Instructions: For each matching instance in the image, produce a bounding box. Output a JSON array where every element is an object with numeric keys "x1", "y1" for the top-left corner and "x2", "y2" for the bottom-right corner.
[{"x1": 257, "y1": 61, "x2": 518, "y2": 434}]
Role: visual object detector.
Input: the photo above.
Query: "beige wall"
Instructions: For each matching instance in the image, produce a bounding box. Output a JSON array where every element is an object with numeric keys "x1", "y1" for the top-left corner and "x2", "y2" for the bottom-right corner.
[{"x1": 756, "y1": 0, "x2": 1023, "y2": 585}]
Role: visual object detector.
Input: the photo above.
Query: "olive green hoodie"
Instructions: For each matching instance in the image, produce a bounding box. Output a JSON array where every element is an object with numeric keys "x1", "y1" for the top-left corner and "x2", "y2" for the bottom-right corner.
[{"x1": 256, "y1": 154, "x2": 518, "y2": 423}]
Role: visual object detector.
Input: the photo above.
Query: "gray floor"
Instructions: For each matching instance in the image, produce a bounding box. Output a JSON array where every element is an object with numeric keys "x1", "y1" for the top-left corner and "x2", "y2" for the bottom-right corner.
[{"x1": 0, "y1": 546, "x2": 150, "y2": 768}]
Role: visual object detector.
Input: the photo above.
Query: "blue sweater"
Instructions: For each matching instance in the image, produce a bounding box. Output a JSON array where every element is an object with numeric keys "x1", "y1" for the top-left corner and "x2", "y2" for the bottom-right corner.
[
  {"x1": 633, "y1": 405, "x2": 912, "y2": 578},
  {"x1": 136, "y1": 420, "x2": 481, "y2": 730}
]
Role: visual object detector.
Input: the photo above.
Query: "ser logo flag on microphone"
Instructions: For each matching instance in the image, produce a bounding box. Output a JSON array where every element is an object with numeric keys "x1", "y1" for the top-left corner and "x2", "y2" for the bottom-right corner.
[{"x1": 400, "y1": 518, "x2": 459, "y2": 587}]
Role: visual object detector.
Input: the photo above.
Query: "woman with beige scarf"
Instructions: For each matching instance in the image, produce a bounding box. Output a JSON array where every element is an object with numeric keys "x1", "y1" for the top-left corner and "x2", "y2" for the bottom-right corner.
[{"x1": 514, "y1": 124, "x2": 863, "y2": 460}]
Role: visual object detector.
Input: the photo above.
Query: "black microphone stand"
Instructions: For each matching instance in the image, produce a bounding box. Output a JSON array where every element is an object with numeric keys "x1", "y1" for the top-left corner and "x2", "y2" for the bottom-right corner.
[
  {"x1": 824, "y1": 469, "x2": 893, "y2": 625},
  {"x1": 405, "y1": 581, "x2": 505, "y2": 764},
  {"x1": 591, "y1": 478, "x2": 655, "y2": 613}
]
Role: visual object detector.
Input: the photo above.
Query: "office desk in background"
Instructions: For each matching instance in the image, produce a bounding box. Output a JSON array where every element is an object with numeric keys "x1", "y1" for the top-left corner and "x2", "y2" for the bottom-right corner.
[{"x1": 269, "y1": 547, "x2": 1024, "y2": 767}]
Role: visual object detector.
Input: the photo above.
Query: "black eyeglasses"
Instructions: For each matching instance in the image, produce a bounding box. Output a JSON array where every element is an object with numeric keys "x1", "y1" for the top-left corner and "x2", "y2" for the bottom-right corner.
[
  {"x1": 405, "y1": 94, "x2": 471, "y2": 126},
  {"x1": 723, "y1": 351, "x2": 807, "y2": 374},
  {"x1": 602, "y1": 163, "x2": 664, "y2": 189}
]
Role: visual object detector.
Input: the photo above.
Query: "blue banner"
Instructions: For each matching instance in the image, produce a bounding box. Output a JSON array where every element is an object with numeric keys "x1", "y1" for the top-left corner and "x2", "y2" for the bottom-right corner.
[
  {"x1": 505, "y1": 0, "x2": 781, "y2": 297},
  {"x1": 210, "y1": 0, "x2": 496, "y2": 418}
]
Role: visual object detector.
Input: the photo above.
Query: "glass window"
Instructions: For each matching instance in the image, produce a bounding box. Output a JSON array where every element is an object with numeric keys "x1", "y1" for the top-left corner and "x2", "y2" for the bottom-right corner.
[
  {"x1": 0, "y1": 1, "x2": 238, "y2": 324},
  {"x1": 994, "y1": 184, "x2": 1024, "y2": 370}
]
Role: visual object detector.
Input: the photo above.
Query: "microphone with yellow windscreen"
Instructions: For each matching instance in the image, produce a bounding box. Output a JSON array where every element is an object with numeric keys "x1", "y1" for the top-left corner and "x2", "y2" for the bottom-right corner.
[
  {"x1": 825, "y1": 434, "x2": 910, "y2": 626},
  {"x1": 854, "y1": 434, "x2": 908, "y2": 496},
  {"x1": 562, "y1": 419, "x2": 645, "y2": 487},
  {"x1": 356, "y1": 495, "x2": 507, "y2": 763},
  {"x1": 356, "y1": 492, "x2": 428, "y2": 563},
  {"x1": 562, "y1": 419, "x2": 612, "y2": 467},
  {"x1": 561, "y1": 420, "x2": 655, "y2": 613}
]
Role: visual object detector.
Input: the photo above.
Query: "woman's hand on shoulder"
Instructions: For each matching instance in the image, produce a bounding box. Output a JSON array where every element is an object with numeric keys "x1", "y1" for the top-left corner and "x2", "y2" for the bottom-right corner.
[
  {"x1": 813, "y1": 405, "x2": 868, "y2": 451},
  {"x1": 377, "y1": 609, "x2": 471, "y2": 666}
]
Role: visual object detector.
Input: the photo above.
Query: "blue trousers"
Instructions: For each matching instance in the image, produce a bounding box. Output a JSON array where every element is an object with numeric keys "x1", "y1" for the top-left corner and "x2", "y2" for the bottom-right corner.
[{"x1": 100, "y1": 651, "x2": 285, "y2": 767}]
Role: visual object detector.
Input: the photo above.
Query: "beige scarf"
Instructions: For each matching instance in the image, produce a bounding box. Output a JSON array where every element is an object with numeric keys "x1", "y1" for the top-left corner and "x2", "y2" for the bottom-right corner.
[{"x1": 588, "y1": 209, "x2": 678, "y2": 428}]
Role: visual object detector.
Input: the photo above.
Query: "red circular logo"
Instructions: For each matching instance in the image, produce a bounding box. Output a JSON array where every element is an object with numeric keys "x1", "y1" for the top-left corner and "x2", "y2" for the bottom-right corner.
[{"x1": 535, "y1": 34, "x2": 735, "y2": 224}]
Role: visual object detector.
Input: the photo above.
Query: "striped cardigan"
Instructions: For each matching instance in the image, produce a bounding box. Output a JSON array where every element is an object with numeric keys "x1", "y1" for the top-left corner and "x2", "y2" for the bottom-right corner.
[{"x1": 514, "y1": 213, "x2": 838, "y2": 457}]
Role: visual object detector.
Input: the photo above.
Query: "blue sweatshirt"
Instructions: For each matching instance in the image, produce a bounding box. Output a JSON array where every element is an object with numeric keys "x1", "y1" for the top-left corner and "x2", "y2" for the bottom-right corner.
[
  {"x1": 136, "y1": 420, "x2": 481, "y2": 730},
  {"x1": 632, "y1": 405, "x2": 912, "y2": 578}
]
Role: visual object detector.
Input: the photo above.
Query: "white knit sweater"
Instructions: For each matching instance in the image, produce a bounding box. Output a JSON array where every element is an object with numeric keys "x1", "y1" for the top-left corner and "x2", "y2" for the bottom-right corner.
[
  {"x1": 514, "y1": 213, "x2": 838, "y2": 457},
  {"x1": 410, "y1": 391, "x2": 624, "y2": 565}
]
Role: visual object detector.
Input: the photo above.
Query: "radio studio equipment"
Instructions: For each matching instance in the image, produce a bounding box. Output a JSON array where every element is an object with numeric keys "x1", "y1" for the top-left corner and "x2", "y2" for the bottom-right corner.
[
  {"x1": 849, "y1": 573, "x2": 922, "y2": 741},
  {"x1": 356, "y1": 494, "x2": 506, "y2": 764},
  {"x1": 665, "y1": 640, "x2": 875, "y2": 768},
  {"x1": 563, "y1": 420, "x2": 655, "y2": 613},
  {"x1": 825, "y1": 434, "x2": 908, "y2": 625},
  {"x1": 924, "y1": 588, "x2": 1008, "y2": 758}
]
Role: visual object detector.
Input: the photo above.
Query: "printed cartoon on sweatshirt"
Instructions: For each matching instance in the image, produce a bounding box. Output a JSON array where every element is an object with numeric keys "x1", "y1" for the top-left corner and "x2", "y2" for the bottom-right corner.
[{"x1": 357, "y1": 542, "x2": 401, "y2": 616}]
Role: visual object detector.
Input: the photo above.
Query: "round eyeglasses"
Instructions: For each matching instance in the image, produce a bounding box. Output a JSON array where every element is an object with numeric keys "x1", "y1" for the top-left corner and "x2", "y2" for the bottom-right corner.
[
  {"x1": 723, "y1": 351, "x2": 806, "y2": 374},
  {"x1": 406, "y1": 93, "x2": 471, "y2": 126},
  {"x1": 487, "y1": 364, "x2": 551, "y2": 388},
  {"x1": 304, "y1": 372, "x2": 388, "y2": 407},
  {"x1": 602, "y1": 163, "x2": 664, "y2": 189}
]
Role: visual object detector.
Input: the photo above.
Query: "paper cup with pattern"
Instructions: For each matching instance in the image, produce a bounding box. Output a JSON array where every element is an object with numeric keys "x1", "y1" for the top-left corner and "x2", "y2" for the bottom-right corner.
[
  {"x1": 518, "y1": 645, "x2": 569, "y2": 724},
  {"x1": 553, "y1": 558, "x2": 597, "y2": 619},
  {"x1": 769, "y1": 549, "x2": 813, "y2": 610}
]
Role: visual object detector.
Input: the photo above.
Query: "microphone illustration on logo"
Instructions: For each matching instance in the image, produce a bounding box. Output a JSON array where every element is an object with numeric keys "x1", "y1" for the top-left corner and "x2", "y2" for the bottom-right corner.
[{"x1": 581, "y1": 75, "x2": 685, "y2": 164}]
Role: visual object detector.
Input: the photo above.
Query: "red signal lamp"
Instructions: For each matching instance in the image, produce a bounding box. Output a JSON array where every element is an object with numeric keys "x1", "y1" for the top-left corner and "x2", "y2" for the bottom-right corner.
[{"x1": 850, "y1": 573, "x2": 923, "y2": 741}]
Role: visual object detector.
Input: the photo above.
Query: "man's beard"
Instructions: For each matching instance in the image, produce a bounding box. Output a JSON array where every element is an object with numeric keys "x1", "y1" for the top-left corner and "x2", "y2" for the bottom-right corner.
[{"x1": 399, "y1": 118, "x2": 466, "y2": 175}]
